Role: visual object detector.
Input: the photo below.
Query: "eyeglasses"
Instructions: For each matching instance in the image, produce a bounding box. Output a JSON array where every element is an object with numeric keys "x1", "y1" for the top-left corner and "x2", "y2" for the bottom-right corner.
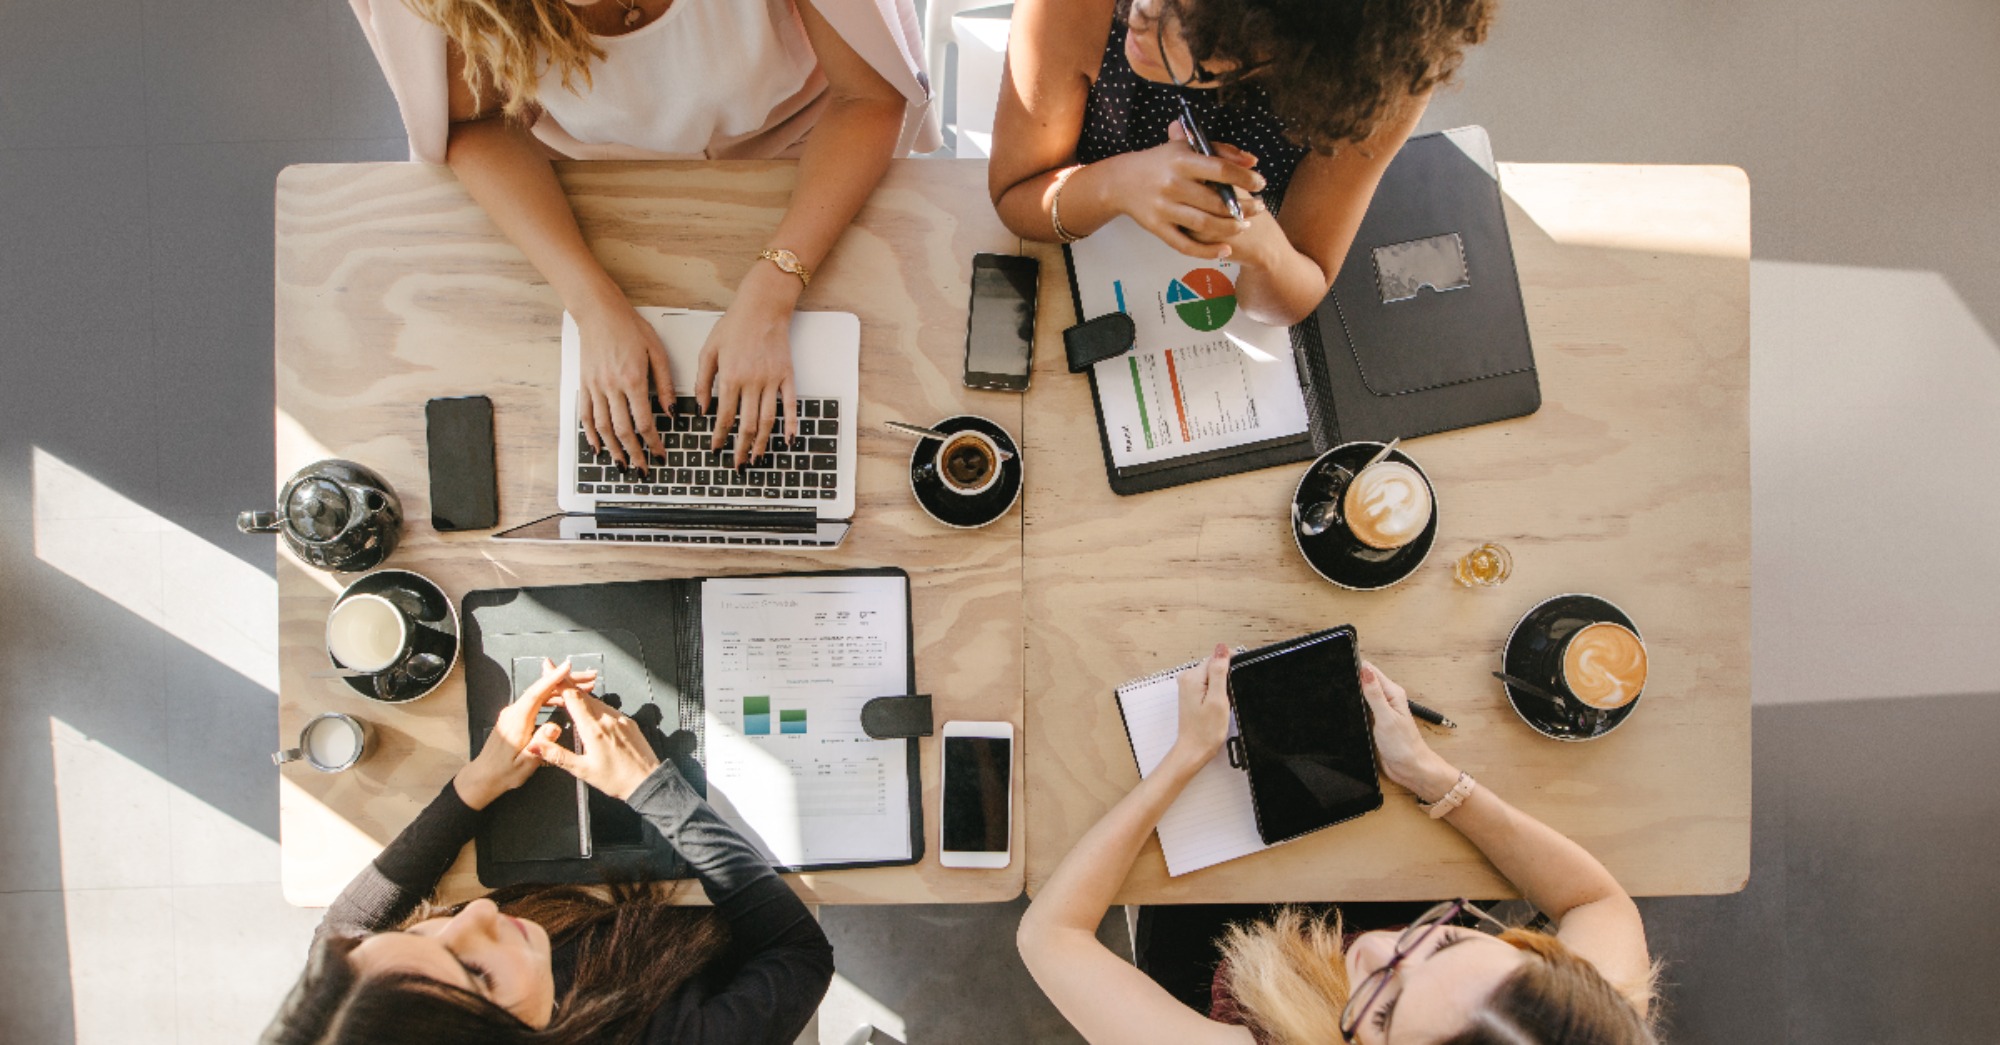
[
  {"x1": 1337, "y1": 899, "x2": 1510, "y2": 1042},
  {"x1": 1154, "y1": 12, "x2": 1215, "y2": 88}
]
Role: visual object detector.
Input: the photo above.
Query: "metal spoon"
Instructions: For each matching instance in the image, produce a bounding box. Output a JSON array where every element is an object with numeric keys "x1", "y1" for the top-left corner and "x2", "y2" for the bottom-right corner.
[
  {"x1": 884, "y1": 420, "x2": 1015, "y2": 461},
  {"x1": 1491, "y1": 670, "x2": 1570, "y2": 709}
]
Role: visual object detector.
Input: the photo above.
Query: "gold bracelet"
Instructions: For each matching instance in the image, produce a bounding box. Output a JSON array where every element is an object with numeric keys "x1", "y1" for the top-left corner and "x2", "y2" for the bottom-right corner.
[
  {"x1": 757, "y1": 247, "x2": 812, "y2": 288},
  {"x1": 1050, "y1": 166, "x2": 1083, "y2": 244}
]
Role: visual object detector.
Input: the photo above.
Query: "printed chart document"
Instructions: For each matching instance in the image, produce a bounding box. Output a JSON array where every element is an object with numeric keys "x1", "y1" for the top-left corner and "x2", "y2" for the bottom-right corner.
[
  {"x1": 701, "y1": 575, "x2": 913, "y2": 868},
  {"x1": 1070, "y1": 216, "x2": 1311, "y2": 469},
  {"x1": 1116, "y1": 661, "x2": 1269, "y2": 876}
]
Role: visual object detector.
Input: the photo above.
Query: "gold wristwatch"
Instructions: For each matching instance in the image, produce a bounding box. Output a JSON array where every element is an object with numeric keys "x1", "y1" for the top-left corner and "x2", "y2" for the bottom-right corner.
[{"x1": 757, "y1": 248, "x2": 812, "y2": 288}]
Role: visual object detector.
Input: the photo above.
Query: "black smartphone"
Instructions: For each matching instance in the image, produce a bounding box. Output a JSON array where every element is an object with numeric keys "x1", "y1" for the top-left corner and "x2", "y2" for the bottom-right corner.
[
  {"x1": 964, "y1": 253, "x2": 1039, "y2": 392},
  {"x1": 1227, "y1": 627, "x2": 1383, "y2": 846},
  {"x1": 425, "y1": 395, "x2": 499, "y2": 531}
]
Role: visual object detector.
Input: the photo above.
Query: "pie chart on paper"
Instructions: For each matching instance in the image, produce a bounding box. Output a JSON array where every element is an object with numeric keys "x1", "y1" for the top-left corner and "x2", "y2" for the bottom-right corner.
[{"x1": 1166, "y1": 268, "x2": 1238, "y2": 332}]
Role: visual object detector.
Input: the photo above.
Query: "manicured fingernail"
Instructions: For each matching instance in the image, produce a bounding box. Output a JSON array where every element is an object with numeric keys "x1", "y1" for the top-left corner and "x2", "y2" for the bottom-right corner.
[{"x1": 1217, "y1": 246, "x2": 1231, "y2": 258}]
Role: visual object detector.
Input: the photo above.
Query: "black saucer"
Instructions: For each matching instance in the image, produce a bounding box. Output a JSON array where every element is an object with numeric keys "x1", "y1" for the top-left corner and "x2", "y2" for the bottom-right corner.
[
  {"x1": 1290, "y1": 443, "x2": 1438, "y2": 591},
  {"x1": 1501, "y1": 593, "x2": 1645, "y2": 741},
  {"x1": 330, "y1": 568, "x2": 461, "y2": 704},
  {"x1": 909, "y1": 415, "x2": 1023, "y2": 529}
]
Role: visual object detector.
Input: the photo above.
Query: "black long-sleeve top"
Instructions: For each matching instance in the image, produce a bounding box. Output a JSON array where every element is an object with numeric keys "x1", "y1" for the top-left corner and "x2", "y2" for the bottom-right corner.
[{"x1": 317, "y1": 762, "x2": 833, "y2": 1044}]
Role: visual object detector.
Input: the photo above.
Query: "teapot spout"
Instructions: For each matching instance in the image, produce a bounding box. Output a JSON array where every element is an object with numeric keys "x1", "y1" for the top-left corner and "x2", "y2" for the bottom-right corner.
[{"x1": 237, "y1": 510, "x2": 280, "y2": 535}]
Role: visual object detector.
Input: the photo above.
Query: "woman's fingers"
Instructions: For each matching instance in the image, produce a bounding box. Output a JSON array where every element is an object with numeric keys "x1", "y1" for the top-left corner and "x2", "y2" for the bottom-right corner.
[
  {"x1": 589, "y1": 389, "x2": 622, "y2": 466},
  {"x1": 1359, "y1": 661, "x2": 1408, "y2": 715},
  {"x1": 529, "y1": 733, "x2": 580, "y2": 773},
  {"x1": 748, "y1": 386, "x2": 779, "y2": 463},
  {"x1": 780, "y1": 376, "x2": 800, "y2": 449},
  {"x1": 625, "y1": 387, "x2": 664, "y2": 461},
  {"x1": 578, "y1": 391, "x2": 601, "y2": 454},
  {"x1": 710, "y1": 380, "x2": 740, "y2": 454},
  {"x1": 1204, "y1": 642, "x2": 1231, "y2": 700},
  {"x1": 645, "y1": 329, "x2": 677, "y2": 416}
]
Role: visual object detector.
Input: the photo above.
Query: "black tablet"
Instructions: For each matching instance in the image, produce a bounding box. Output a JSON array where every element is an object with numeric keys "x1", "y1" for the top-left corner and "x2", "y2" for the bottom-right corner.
[{"x1": 1227, "y1": 627, "x2": 1383, "y2": 845}]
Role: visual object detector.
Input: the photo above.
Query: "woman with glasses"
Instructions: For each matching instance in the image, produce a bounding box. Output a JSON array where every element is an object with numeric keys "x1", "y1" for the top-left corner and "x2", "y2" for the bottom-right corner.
[
  {"x1": 1017, "y1": 647, "x2": 1658, "y2": 1044},
  {"x1": 989, "y1": 0, "x2": 1494, "y2": 327}
]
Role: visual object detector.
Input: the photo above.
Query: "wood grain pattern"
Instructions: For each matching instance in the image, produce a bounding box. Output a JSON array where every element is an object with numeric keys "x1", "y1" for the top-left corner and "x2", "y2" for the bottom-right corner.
[
  {"x1": 274, "y1": 160, "x2": 1026, "y2": 907},
  {"x1": 1021, "y1": 165, "x2": 1753, "y2": 903}
]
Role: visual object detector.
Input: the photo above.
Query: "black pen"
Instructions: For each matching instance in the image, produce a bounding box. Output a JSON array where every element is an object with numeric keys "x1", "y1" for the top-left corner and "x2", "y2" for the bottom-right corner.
[
  {"x1": 1174, "y1": 102, "x2": 1245, "y2": 222},
  {"x1": 1407, "y1": 698, "x2": 1458, "y2": 730}
]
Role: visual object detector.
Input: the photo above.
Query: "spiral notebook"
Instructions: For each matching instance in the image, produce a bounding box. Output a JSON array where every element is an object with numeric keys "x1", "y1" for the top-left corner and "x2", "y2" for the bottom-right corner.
[{"x1": 1113, "y1": 656, "x2": 1271, "y2": 876}]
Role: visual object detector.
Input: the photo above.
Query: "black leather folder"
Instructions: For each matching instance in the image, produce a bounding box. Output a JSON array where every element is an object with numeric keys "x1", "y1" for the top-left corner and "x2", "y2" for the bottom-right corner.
[
  {"x1": 461, "y1": 567, "x2": 925, "y2": 887},
  {"x1": 1064, "y1": 126, "x2": 1540, "y2": 496}
]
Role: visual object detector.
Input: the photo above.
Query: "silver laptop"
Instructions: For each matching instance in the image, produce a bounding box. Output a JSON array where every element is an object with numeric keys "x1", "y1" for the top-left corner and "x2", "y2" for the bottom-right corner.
[{"x1": 494, "y1": 308, "x2": 859, "y2": 548}]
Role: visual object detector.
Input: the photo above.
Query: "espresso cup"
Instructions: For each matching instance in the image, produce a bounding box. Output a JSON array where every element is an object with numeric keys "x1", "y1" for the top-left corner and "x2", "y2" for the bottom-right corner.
[
  {"x1": 272, "y1": 712, "x2": 372, "y2": 772},
  {"x1": 325, "y1": 593, "x2": 411, "y2": 673},
  {"x1": 1338, "y1": 459, "x2": 1434, "y2": 550},
  {"x1": 1559, "y1": 622, "x2": 1649, "y2": 709},
  {"x1": 935, "y1": 430, "x2": 1003, "y2": 497}
]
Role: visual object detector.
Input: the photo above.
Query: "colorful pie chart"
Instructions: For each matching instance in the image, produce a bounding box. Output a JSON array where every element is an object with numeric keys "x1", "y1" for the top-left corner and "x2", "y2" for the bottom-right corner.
[{"x1": 1166, "y1": 268, "x2": 1237, "y2": 331}]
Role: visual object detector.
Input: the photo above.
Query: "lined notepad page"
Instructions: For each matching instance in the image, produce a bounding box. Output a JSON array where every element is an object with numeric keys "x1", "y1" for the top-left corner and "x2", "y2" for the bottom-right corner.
[{"x1": 1118, "y1": 667, "x2": 1271, "y2": 876}]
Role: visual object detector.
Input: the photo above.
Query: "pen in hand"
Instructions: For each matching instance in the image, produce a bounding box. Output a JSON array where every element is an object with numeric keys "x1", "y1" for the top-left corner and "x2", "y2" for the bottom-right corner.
[
  {"x1": 1406, "y1": 697, "x2": 1458, "y2": 731},
  {"x1": 1175, "y1": 105, "x2": 1245, "y2": 222}
]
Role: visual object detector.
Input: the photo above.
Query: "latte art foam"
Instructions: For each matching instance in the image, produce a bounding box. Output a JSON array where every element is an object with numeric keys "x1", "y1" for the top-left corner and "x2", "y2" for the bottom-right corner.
[
  {"x1": 1561, "y1": 623, "x2": 1649, "y2": 709},
  {"x1": 1341, "y1": 461, "x2": 1433, "y2": 549}
]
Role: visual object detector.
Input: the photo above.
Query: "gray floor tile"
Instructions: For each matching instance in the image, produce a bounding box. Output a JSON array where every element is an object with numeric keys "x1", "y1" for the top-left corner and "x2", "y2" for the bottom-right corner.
[
  {"x1": 162, "y1": 618, "x2": 281, "y2": 848},
  {"x1": 0, "y1": 891, "x2": 77, "y2": 1045},
  {"x1": 318, "y1": 3, "x2": 416, "y2": 143},
  {"x1": 0, "y1": 527, "x2": 171, "y2": 892},
  {"x1": 1421, "y1": 0, "x2": 2000, "y2": 337},
  {"x1": 141, "y1": 0, "x2": 336, "y2": 145},
  {"x1": 0, "y1": 147, "x2": 160, "y2": 523},
  {"x1": 62, "y1": 887, "x2": 178, "y2": 1045},
  {"x1": 820, "y1": 898, "x2": 1125, "y2": 1044},
  {"x1": 170, "y1": 883, "x2": 322, "y2": 1041},
  {"x1": 0, "y1": 0, "x2": 148, "y2": 149},
  {"x1": 1771, "y1": 693, "x2": 2000, "y2": 1043},
  {"x1": 146, "y1": 138, "x2": 407, "y2": 520}
]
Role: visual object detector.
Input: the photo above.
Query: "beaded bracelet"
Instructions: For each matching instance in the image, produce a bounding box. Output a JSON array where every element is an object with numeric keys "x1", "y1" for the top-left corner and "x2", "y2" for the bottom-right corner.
[{"x1": 1420, "y1": 772, "x2": 1476, "y2": 820}]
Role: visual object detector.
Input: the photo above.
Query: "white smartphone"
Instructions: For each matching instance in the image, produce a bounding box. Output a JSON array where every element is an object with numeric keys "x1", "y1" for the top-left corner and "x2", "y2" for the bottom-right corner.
[{"x1": 939, "y1": 720, "x2": 1014, "y2": 868}]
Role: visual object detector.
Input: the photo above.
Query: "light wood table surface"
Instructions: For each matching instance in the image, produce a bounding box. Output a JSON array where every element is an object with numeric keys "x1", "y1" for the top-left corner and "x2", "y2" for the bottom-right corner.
[
  {"x1": 1022, "y1": 164, "x2": 1752, "y2": 903},
  {"x1": 274, "y1": 159, "x2": 1025, "y2": 907}
]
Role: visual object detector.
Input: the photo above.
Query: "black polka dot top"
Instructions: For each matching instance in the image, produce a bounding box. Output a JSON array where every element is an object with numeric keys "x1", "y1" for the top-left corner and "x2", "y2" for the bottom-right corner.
[{"x1": 1076, "y1": 17, "x2": 1309, "y2": 207}]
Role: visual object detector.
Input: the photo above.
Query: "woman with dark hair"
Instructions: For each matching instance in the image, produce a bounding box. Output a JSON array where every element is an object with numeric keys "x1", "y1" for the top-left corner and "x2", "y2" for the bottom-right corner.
[
  {"x1": 1018, "y1": 648, "x2": 1659, "y2": 1044},
  {"x1": 989, "y1": 0, "x2": 1493, "y2": 325},
  {"x1": 262, "y1": 660, "x2": 831, "y2": 1044}
]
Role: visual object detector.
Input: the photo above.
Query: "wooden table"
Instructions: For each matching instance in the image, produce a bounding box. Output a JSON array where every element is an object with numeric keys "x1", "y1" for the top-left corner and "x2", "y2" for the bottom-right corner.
[
  {"x1": 1021, "y1": 164, "x2": 1752, "y2": 903},
  {"x1": 273, "y1": 160, "x2": 1025, "y2": 907}
]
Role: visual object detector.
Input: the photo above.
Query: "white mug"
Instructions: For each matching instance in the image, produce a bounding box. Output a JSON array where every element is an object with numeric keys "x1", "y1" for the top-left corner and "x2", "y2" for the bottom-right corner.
[
  {"x1": 272, "y1": 713, "x2": 372, "y2": 772},
  {"x1": 325, "y1": 593, "x2": 412, "y2": 673}
]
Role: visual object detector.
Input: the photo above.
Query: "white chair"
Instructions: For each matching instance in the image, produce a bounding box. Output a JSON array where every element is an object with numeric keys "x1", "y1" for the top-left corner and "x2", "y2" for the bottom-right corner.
[{"x1": 923, "y1": 1, "x2": 1013, "y2": 155}]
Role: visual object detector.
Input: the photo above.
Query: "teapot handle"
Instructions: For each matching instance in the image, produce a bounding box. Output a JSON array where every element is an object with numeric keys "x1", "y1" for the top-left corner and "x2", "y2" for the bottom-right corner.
[{"x1": 237, "y1": 510, "x2": 280, "y2": 535}]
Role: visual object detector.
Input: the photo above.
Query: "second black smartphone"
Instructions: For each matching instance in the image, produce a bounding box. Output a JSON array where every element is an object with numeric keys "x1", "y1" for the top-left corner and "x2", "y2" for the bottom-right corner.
[
  {"x1": 964, "y1": 253, "x2": 1039, "y2": 392},
  {"x1": 425, "y1": 395, "x2": 499, "y2": 531}
]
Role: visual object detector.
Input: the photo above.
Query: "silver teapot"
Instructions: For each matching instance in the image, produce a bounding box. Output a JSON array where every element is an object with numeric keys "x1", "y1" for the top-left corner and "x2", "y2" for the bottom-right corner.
[{"x1": 238, "y1": 460, "x2": 403, "y2": 573}]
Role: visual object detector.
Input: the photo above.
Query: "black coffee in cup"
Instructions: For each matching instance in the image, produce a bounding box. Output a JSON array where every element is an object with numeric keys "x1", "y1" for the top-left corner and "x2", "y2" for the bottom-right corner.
[{"x1": 938, "y1": 432, "x2": 1000, "y2": 495}]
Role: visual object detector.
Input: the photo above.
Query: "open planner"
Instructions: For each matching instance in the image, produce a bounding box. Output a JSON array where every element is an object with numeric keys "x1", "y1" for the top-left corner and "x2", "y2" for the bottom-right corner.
[
  {"x1": 1064, "y1": 126, "x2": 1541, "y2": 495},
  {"x1": 462, "y1": 569, "x2": 924, "y2": 886}
]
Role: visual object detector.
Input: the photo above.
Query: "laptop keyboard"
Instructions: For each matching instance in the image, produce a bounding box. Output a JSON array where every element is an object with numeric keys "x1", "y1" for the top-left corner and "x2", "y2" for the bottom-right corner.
[{"x1": 574, "y1": 396, "x2": 841, "y2": 502}]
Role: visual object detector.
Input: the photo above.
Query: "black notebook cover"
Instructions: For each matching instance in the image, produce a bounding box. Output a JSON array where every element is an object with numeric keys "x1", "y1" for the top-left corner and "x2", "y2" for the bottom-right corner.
[
  {"x1": 1227, "y1": 627, "x2": 1383, "y2": 846},
  {"x1": 1065, "y1": 125, "x2": 1539, "y2": 495},
  {"x1": 462, "y1": 567, "x2": 922, "y2": 887}
]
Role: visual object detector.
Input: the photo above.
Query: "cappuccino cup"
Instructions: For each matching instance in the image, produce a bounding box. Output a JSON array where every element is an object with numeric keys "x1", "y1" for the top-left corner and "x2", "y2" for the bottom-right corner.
[
  {"x1": 1560, "y1": 622, "x2": 1649, "y2": 709},
  {"x1": 1340, "y1": 459, "x2": 1434, "y2": 550},
  {"x1": 326, "y1": 593, "x2": 411, "y2": 673},
  {"x1": 935, "y1": 430, "x2": 1002, "y2": 497},
  {"x1": 272, "y1": 712, "x2": 371, "y2": 772}
]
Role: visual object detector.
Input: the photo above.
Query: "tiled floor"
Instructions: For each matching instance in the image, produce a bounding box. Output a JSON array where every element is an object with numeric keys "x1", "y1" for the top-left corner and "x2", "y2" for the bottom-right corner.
[{"x1": 1, "y1": 2, "x2": 1996, "y2": 1043}]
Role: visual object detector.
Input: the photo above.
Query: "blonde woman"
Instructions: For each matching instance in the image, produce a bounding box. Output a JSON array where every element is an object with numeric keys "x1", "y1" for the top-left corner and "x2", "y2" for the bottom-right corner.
[
  {"x1": 349, "y1": 0, "x2": 936, "y2": 467},
  {"x1": 1018, "y1": 647, "x2": 1658, "y2": 1044}
]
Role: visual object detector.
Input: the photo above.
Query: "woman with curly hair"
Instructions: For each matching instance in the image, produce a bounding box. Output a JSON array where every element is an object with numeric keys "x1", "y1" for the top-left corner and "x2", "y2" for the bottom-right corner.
[
  {"x1": 1018, "y1": 648, "x2": 1659, "y2": 1044},
  {"x1": 348, "y1": 0, "x2": 936, "y2": 469},
  {"x1": 990, "y1": 0, "x2": 1492, "y2": 325},
  {"x1": 261, "y1": 660, "x2": 832, "y2": 1044}
]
